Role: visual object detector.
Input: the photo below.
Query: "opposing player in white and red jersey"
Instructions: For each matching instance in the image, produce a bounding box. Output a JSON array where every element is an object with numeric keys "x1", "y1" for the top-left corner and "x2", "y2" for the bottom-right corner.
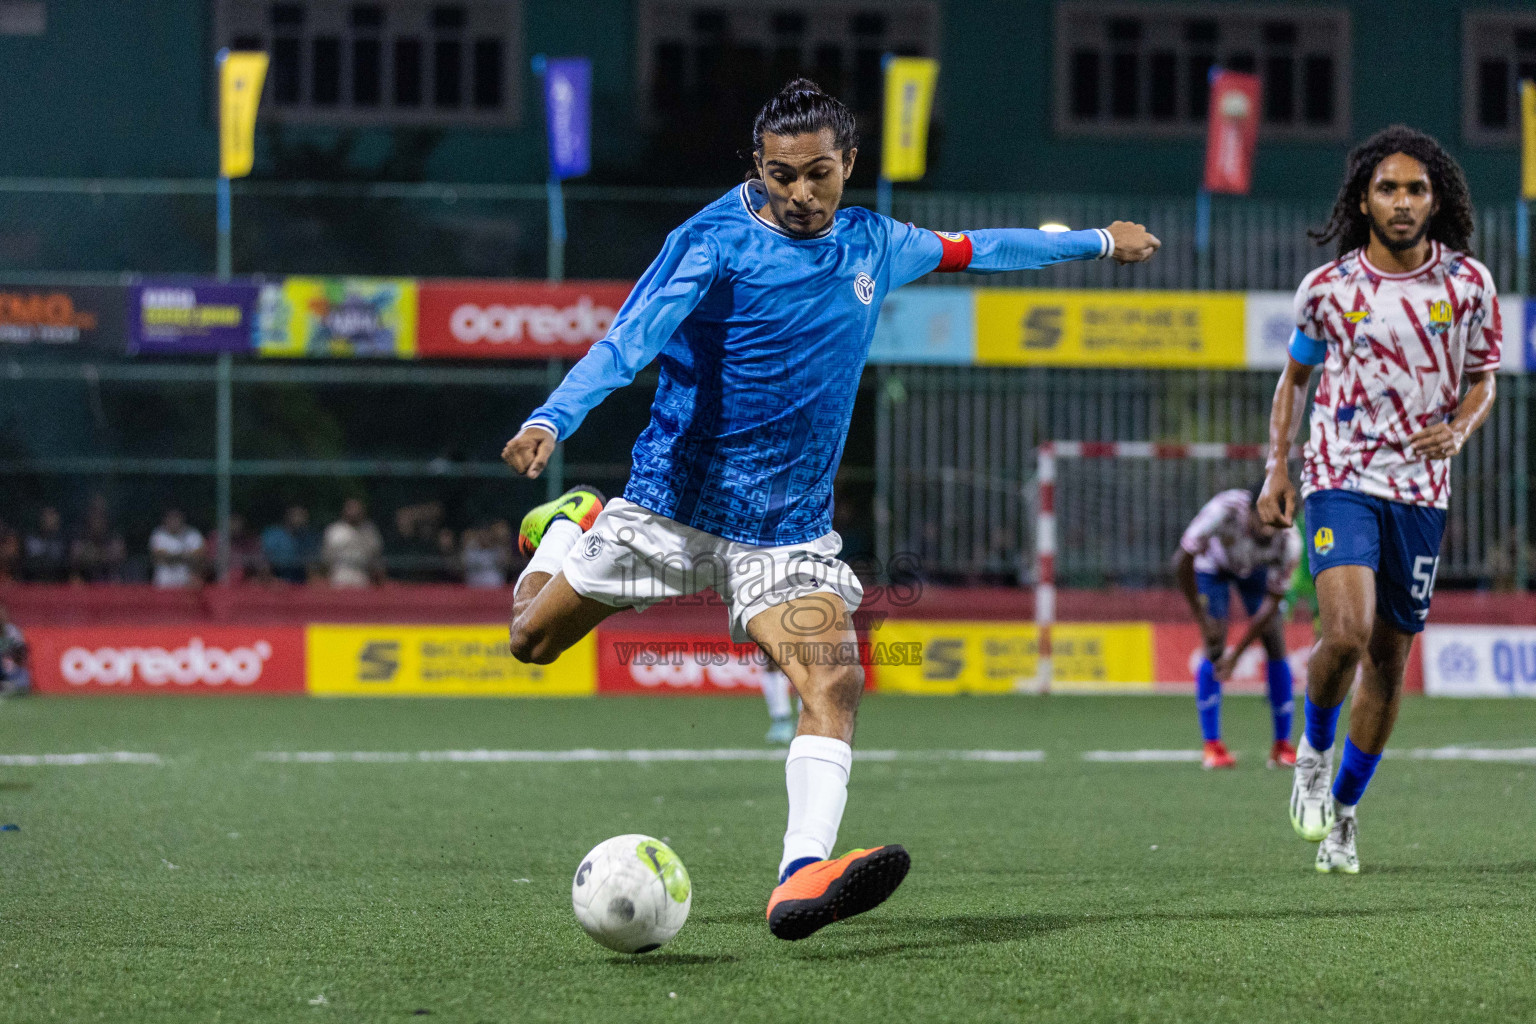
[
  {"x1": 1174, "y1": 485, "x2": 1302, "y2": 770},
  {"x1": 1259, "y1": 126, "x2": 1499, "y2": 874}
]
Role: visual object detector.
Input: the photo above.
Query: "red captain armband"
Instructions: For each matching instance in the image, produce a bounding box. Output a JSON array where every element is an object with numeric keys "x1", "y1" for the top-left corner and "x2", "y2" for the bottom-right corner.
[{"x1": 931, "y1": 229, "x2": 973, "y2": 272}]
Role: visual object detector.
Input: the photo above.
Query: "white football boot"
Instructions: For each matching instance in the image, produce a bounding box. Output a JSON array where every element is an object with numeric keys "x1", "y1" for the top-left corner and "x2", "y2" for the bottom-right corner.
[
  {"x1": 1289, "y1": 742, "x2": 1335, "y2": 841},
  {"x1": 1316, "y1": 813, "x2": 1360, "y2": 874}
]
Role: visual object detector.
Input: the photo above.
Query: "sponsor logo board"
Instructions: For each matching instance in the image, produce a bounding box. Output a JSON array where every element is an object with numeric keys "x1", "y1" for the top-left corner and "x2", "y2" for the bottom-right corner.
[
  {"x1": 1243, "y1": 291, "x2": 1294, "y2": 369},
  {"x1": 1152, "y1": 621, "x2": 1424, "y2": 694},
  {"x1": 976, "y1": 290, "x2": 1246, "y2": 369},
  {"x1": 258, "y1": 277, "x2": 418, "y2": 358},
  {"x1": 26, "y1": 626, "x2": 304, "y2": 693},
  {"x1": 868, "y1": 287, "x2": 975, "y2": 364},
  {"x1": 417, "y1": 280, "x2": 632, "y2": 359},
  {"x1": 1422, "y1": 625, "x2": 1536, "y2": 697},
  {"x1": 873, "y1": 620, "x2": 1154, "y2": 694},
  {"x1": 306, "y1": 624, "x2": 594, "y2": 696},
  {"x1": 129, "y1": 280, "x2": 258, "y2": 354},
  {"x1": 0, "y1": 285, "x2": 126, "y2": 351}
]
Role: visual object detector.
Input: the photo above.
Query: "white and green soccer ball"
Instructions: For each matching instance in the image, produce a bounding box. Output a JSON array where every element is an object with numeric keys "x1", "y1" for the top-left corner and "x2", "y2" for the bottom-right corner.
[{"x1": 571, "y1": 834, "x2": 692, "y2": 954}]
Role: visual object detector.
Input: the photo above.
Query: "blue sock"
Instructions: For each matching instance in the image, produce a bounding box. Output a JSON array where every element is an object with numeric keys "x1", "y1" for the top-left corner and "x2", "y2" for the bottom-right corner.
[
  {"x1": 1196, "y1": 659, "x2": 1222, "y2": 742},
  {"x1": 1266, "y1": 659, "x2": 1294, "y2": 741},
  {"x1": 780, "y1": 856, "x2": 819, "y2": 884},
  {"x1": 1303, "y1": 693, "x2": 1342, "y2": 752},
  {"x1": 1332, "y1": 737, "x2": 1382, "y2": 806}
]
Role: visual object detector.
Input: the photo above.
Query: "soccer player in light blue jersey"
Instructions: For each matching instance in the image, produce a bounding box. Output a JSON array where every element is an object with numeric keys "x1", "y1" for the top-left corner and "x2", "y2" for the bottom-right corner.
[{"x1": 501, "y1": 79, "x2": 1161, "y2": 939}]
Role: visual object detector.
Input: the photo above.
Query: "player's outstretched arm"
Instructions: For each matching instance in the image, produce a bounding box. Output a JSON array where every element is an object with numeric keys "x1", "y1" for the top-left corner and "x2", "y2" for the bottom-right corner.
[
  {"x1": 1258, "y1": 357, "x2": 1313, "y2": 528},
  {"x1": 1408, "y1": 370, "x2": 1496, "y2": 461},
  {"x1": 884, "y1": 219, "x2": 1160, "y2": 288},
  {"x1": 1103, "y1": 221, "x2": 1161, "y2": 263},
  {"x1": 501, "y1": 229, "x2": 717, "y2": 479}
]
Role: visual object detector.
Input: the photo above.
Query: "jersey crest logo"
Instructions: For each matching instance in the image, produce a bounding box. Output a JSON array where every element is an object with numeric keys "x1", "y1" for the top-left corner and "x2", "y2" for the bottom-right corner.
[
  {"x1": 1427, "y1": 300, "x2": 1453, "y2": 335},
  {"x1": 853, "y1": 272, "x2": 875, "y2": 305},
  {"x1": 1313, "y1": 527, "x2": 1334, "y2": 555},
  {"x1": 1343, "y1": 308, "x2": 1372, "y2": 325}
]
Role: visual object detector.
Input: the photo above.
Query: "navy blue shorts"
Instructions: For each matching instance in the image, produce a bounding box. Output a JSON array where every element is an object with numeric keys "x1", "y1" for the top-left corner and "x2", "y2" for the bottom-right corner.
[
  {"x1": 1196, "y1": 568, "x2": 1269, "y2": 621},
  {"x1": 1303, "y1": 489, "x2": 1446, "y2": 634}
]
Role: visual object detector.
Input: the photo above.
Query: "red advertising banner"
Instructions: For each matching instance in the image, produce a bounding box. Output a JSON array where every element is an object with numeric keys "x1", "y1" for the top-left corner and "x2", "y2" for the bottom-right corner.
[
  {"x1": 1202, "y1": 70, "x2": 1261, "y2": 195},
  {"x1": 1152, "y1": 622, "x2": 1424, "y2": 694},
  {"x1": 416, "y1": 280, "x2": 633, "y2": 360},
  {"x1": 26, "y1": 626, "x2": 306, "y2": 694},
  {"x1": 595, "y1": 628, "x2": 879, "y2": 695}
]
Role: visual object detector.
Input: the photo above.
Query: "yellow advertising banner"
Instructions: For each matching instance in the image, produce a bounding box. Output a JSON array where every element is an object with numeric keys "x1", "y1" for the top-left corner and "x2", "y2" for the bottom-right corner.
[
  {"x1": 218, "y1": 50, "x2": 268, "y2": 179},
  {"x1": 306, "y1": 625, "x2": 596, "y2": 697},
  {"x1": 258, "y1": 277, "x2": 418, "y2": 358},
  {"x1": 882, "y1": 57, "x2": 939, "y2": 182},
  {"x1": 975, "y1": 289, "x2": 1246, "y2": 368},
  {"x1": 872, "y1": 620, "x2": 1154, "y2": 694},
  {"x1": 1523, "y1": 80, "x2": 1536, "y2": 201}
]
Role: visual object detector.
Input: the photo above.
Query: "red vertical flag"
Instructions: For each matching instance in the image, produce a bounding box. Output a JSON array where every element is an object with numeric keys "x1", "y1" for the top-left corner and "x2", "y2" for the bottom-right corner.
[{"x1": 1203, "y1": 70, "x2": 1261, "y2": 195}]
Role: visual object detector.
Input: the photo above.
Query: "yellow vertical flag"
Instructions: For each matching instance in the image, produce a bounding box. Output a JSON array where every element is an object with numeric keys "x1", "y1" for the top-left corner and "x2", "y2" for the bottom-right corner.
[
  {"x1": 881, "y1": 57, "x2": 939, "y2": 182},
  {"x1": 1523, "y1": 80, "x2": 1536, "y2": 200},
  {"x1": 219, "y1": 50, "x2": 269, "y2": 179}
]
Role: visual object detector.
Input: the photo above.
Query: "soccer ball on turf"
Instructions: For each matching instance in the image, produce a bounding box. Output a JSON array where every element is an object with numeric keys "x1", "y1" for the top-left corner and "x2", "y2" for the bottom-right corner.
[{"x1": 571, "y1": 834, "x2": 692, "y2": 954}]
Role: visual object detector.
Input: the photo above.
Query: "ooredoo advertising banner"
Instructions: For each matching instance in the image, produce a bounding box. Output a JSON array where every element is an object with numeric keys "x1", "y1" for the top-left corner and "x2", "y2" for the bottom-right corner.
[
  {"x1": 128, "y1": 280, "x2": 258, "y2": 355},
  {"x1": 1422, "y1": 625, "x2": 1536, "y2": 697},
  {"x1": 0, "y1": 285, "x2": 126, "y2": 351},
  {"x1": 417, "y1": 280, "x2": 632, "y2": 359},
  {"x1": 26, "y1": 626, "x2": 305, "y2": 694},
  {"x1": 305, "y1": 624, "x2": 595, "y2": 696},
  {"x1": 597, "y1": 629, "x2": 778, "y2": 695},
  {"x1": 258, "y1": 277, "x2": 418, "y2": 358}
]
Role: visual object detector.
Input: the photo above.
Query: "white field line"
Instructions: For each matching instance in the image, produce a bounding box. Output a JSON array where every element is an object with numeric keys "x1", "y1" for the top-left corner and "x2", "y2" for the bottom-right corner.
[
  {"x1": 1082, "y1": 749, "x2": 1204, "y2": 762},
  {"x1": 0, "y1": 752, "x2": 163, "y2": 767},
  {"x1": 1396, "y1": 746, "x2": 1536, "y2": 762},
  {"x1": 253, "y1": 748, "x2": 1048, "y2": 764}
]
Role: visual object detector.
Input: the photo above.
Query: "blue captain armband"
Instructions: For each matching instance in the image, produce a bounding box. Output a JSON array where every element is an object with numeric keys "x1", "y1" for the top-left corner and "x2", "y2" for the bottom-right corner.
[{"x1": 1288, "y1": 328, "x2": 1327, "y2": 366}]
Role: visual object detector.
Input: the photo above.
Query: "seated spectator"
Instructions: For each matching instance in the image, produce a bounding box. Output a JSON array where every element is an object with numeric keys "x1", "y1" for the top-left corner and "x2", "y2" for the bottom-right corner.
[
  {"x1": 262, "y1": 506, "x2": 319, "y2": 584},
  {"x1": 70, "y1": 497, "x2": 127, "y2": 584},
  {"x1": 208, "y1": 513, "x2": 266, "y2": 583},
  {"x1": 390, "y1": 500, "x2": 446, "y2": 582},
  {"x1": 322, "y1": 498, "x2": 383, "y2": 587},
  {"x1": 0, "y1": 519, "x2": 18, "y2": 582},
  {"x1": 427, "y1": 525, "x2": 461, "y2": 583},
  {"x1": 149, "y1": 508, "x2": 205, "y2": 589},
  {"x1": 0, "y1": 603, "x2": 28, "y2": 695},
  {"x1": 462, "y1": 522, "x2": 512, "y2": 588},
  {"x1": 22, "y1": 506, "x2": 69, "y2": 583}
]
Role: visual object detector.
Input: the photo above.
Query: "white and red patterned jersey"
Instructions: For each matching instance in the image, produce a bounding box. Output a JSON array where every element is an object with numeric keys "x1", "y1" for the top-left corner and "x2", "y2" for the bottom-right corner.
[
  {"x1": 1180, "y1": 489, "x2": 1302, "y2": 591},
  {"x1": 1292, "y1": 242, "x2": 1501, "y2": 509}
]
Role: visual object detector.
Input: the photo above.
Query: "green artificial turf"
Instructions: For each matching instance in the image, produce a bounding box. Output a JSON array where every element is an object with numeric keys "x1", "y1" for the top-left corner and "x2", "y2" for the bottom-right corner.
[{"x1": 2, "y1": 694, "x2": 1534, "y2": 1023}]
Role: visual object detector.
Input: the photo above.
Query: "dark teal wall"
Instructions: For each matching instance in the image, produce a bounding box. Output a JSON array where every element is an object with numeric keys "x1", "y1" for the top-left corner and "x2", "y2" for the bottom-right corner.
[{"x1": 0, "y1": 0, "x2": 1528, "y2": 202}]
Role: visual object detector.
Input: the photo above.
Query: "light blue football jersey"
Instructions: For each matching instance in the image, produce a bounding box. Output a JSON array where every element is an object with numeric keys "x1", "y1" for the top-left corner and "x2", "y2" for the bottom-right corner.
[{"x1": 524, "y1": 180, "x2": 1109, "y2": 546}]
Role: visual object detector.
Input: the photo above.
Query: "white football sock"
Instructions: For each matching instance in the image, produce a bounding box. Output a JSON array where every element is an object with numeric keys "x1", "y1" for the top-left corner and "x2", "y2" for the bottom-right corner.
[
  {"x1": 761, "y1": 667, "x2": 793, "y2": 720},
  {"x1": 779, "y1": 735, "x2": 852, "y2": 879},
  {"x1": 1333, "y1": 798, "x2": 1357, "y2": 819},
  {"x1": 1298, "y1": 735, "x2": 1323, "y2": 761},
  {"x1": 516, "y1": 519, "x2": 582, "y2": 591}
]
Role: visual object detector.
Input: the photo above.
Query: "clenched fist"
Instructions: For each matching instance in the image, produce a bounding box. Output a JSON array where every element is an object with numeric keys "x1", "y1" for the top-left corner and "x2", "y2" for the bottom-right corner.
[
  {"x1": 1105, "y1": 221, "x2": 1161, "y2": 264},
  {"x1": 502, "y1": 424, "x2": 556, "y2": 479}
]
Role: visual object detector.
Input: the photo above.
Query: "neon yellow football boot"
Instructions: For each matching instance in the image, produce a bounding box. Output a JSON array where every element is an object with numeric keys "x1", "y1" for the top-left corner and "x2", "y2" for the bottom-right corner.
[{"x1": 517, "y1": 486, "x2": 606, "y2": 557}]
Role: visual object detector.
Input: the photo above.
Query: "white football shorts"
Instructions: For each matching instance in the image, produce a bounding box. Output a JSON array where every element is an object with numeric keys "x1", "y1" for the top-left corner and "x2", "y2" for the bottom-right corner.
[{"x1": 559, "y1": 497, "x2": 864, "y2": 643}]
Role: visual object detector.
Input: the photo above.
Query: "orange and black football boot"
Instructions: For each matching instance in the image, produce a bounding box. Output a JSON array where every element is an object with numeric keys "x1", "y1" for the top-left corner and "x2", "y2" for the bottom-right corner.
[{"x1": 766, "y1": 845, "x2": 910, "y2": 941}]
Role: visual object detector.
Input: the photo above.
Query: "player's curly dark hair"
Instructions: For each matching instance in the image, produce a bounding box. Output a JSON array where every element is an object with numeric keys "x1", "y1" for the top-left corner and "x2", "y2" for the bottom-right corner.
[
  {"x1": 1310, "y1": 125, "x2": 1475, "y2": 258},
  {"x1": 752, "y1": 78, "x2": 859, "y2": 156}
]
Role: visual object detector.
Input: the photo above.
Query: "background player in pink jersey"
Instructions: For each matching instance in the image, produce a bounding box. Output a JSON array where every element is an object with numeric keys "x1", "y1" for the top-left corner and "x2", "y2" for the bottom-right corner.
[
  {"x1": 1174, "y1": 485, "x2": 1301, "y2": 770},
  {"x1": 1259, "y1": 126, "x2": 1499, "y2": 874}
]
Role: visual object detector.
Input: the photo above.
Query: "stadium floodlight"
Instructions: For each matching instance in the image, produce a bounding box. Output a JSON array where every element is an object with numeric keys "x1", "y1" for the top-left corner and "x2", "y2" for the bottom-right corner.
[{"x1": 1038, "y1": 222, "x2": 1071, "y2": 232}]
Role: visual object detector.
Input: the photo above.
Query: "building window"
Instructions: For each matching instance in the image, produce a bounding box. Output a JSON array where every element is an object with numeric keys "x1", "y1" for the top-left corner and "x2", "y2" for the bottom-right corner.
[
  {"x1": 215, "y1": 1, "x2": 521, "y2": 126},
  {"x1": 1054, "y1": 3, "x2": 1349, "y2": 141},
  {"x1": 637, "y1": 1, "x2": 938, "y2": 122},
  {"x1": 1464, "y1": 11, "x2": 1536, "y2": 145}
]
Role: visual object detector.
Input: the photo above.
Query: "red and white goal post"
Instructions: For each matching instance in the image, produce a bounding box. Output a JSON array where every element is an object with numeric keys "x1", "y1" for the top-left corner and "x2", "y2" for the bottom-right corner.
[{"x1": 1033, "y1": 441, "x2": 1283, "y2": 694}]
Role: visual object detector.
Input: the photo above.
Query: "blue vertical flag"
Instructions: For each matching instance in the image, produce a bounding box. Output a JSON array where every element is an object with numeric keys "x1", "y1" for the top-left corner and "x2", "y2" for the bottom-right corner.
[{"x1": 544, "y1": 57, "x2": 591, "y2": 180}]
